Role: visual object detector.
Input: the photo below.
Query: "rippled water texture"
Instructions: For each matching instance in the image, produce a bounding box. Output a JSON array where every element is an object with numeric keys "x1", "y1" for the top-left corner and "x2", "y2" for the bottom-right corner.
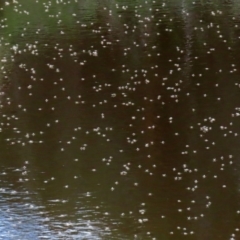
[{"x1": 1, "y1": 0, "x2": 240, "y2": 239}]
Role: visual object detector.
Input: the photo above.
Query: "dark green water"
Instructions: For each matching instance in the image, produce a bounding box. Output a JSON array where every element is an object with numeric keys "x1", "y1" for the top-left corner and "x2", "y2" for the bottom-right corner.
[{"x1": 1, "y1": 0, "x2": 240, "y2": 239}]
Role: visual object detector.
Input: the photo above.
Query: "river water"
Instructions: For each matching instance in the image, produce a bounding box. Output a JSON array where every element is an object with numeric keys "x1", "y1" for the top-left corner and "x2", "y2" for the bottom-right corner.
[{"x1": 0, "y1": 0, "x2": 240, "y2": 239}]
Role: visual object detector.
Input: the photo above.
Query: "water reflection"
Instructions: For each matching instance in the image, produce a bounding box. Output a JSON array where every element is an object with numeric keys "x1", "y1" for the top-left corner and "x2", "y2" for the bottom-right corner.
[
  {"x1": 1, "y1": 0, "x2": 240, "y2": 239},
  {"x1": 0, "y1": 167, "x2": 112, "y2": 239}
]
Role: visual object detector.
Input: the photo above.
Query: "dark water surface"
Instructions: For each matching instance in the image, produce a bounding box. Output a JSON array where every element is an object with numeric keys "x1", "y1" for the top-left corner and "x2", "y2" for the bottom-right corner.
[{"x1": 1, "y1": 0, "x2": 240, "y2": 239}]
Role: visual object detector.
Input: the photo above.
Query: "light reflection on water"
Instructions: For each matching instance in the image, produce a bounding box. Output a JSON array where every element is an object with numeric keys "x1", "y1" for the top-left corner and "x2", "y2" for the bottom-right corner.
[
  {"x1": 0, "y1": 167, "x2": 109, "y2": 239},
  {"x1": 1, "y1": 0, "x2": 240, "y2": 239}
]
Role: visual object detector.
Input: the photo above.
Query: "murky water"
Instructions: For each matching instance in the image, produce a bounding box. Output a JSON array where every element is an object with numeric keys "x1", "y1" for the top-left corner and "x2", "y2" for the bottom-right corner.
[{"x1": 1, "y1": 0, "x2": 240, "y2": 239}]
